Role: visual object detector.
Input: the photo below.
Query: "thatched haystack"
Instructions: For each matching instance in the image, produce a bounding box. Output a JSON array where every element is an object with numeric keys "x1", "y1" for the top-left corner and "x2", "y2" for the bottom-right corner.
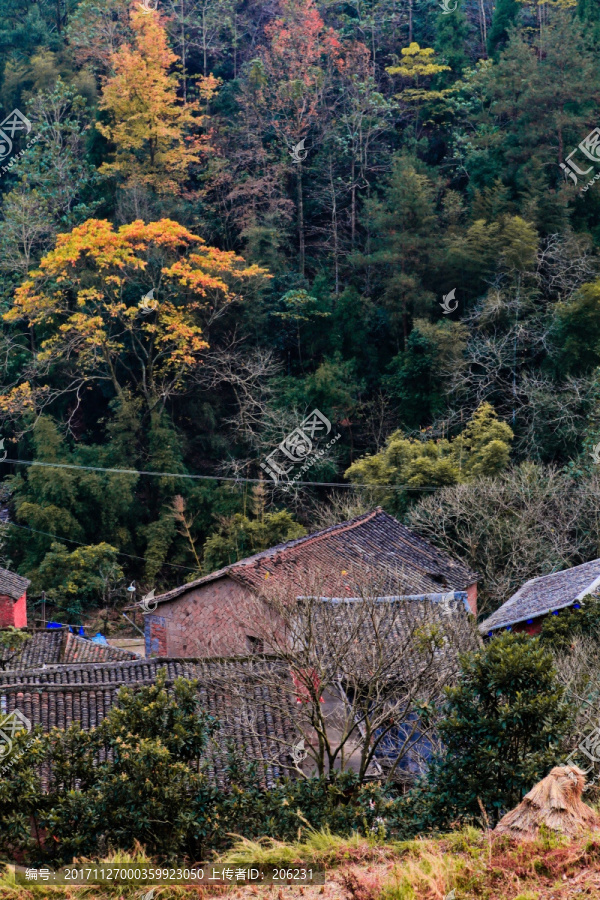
[{"x1": 494, "y1": 766, "x2": 600, "y2": 839}]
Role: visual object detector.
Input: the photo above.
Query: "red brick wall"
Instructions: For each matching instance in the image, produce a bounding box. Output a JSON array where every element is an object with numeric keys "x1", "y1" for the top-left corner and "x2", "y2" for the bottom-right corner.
[
  {"x1": 155, "y1": 576, "x2": 262, "y2": 657},
  {"x1": 145, "y1": 614, "x2": 167, "y2": 657},
  {"x1": 0, "y1": 592, "x2": 26, "y2": 628}
]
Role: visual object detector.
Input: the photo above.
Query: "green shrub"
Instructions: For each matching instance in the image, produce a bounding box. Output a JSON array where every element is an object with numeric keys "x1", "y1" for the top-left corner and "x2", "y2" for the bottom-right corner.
[
  {"x1": 539, "y1": 594, "x2": 600, "y2": 651},
  {"x1": 398, "y1": 632, "x2": 572, "y2": 832},
  {"x1": 0, "y1": 674, "x2": 393, "y2": 865}
]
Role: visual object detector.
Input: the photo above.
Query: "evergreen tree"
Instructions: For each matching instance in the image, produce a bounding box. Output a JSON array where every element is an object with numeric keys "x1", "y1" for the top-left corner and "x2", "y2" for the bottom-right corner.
[
  {"x1": 487, "y1": 0, "x2": 521, "y2": 55},
  {"x1": 411, "y1": 633, "x2": 571, "y2": 827},
  {"x1": 434, "y1": 9, "x2": 469, "y2": 79},
  {"x1": 384, "y1": 327, "x2": 445, "y2": 429}
]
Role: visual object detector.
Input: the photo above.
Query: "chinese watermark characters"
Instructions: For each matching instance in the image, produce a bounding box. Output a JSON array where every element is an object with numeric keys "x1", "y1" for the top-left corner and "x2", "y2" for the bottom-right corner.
[
  {"x1": 260, "y1": 409, "x2": 340, "y2": 491},
  {"x1": 560, "y1": 128, "x2": 600, "y2": 194}
]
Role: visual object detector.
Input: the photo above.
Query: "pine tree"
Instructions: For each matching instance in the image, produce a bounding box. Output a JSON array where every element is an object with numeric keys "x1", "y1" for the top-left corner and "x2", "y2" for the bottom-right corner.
[{"x1": 487, "y1": 0, "x2": 521, "y2": 56}]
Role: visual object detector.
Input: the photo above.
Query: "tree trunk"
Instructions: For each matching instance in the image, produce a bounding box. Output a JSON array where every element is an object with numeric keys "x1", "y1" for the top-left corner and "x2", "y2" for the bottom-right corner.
[
  {"x1": 479, "y1": 0, "x2": 488, "y2": 56},
  {"x1": 181, "y1": 0, "x2": 187, "y2": 103},
  {"x1": 202, "y1": 6, "x2": 207, "y2": 76},
  {"x1": 298, "y1": 168, "x2": 305, "y2": 277},
  {"x1": 329, "y1": 156, "x2": 340, "y2": 296},
  {"x1": 351, "y1": 157, "x2": 356, "y2": 249}
]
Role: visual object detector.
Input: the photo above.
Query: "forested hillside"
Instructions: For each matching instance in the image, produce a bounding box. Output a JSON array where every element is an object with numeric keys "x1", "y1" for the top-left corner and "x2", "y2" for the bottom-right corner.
[{"x1": 1, "y1": 0, "x2": 600, "y2": 621}]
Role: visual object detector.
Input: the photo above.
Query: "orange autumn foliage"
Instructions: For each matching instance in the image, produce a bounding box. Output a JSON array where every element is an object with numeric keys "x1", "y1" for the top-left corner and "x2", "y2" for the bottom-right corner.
[
  {"x1": 97, "y1": 6, "x2": 218, "y2": 194},
  {"x1": 5, "y1": 218, "x2": 269, "y2": 409},
  {"x1": 255, "y1": 0, "x2": 343, "y2": 147}
]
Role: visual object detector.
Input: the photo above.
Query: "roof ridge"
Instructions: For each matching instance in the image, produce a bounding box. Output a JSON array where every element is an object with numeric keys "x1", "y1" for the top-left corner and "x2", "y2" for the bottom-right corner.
[
  {"x1": 480, "y1": 557, "x2": 600, "y2": 633},
  {"x1": 231, "y1": 507, "x2": 383, "y2": 571}
]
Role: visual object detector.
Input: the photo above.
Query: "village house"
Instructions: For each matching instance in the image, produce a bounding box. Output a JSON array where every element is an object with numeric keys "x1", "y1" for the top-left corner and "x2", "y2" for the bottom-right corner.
[
  {"x1": 0, "y1": 627, "x2": 139, "y2": 669},
  {"x1": 0, "y1": 598, "x2": 479, "y2": 787},
  {"x1": 0, "y1": 654, "x2": 298, "y2": 787},
  {"x1": 479, "y1": 558, "x2": 600, "y2": 637},
  {"x1": 0, "y1": 568, "x2": 29, "y2": 628},
  {"x1": 143, "y1": 507, "x2": 480, "y2": 658},
  {"x1": 0, "y1": 510, "x2": 481, "y2": 789}
]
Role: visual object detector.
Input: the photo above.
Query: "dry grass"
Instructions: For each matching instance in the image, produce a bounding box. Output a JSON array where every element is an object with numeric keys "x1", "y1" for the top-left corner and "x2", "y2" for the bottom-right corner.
[
  {"x1": 5, "y1": 827, "x2": 600, "y2": 899},
  {"x1": 214, "y1": 829, "x2": 391, "y2": 868}
]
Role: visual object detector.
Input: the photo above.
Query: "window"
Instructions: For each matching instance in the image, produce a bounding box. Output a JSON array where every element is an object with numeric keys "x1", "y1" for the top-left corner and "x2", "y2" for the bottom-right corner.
[{"x1": 246, "y1": 635, "x2": 264, "y2": 654}]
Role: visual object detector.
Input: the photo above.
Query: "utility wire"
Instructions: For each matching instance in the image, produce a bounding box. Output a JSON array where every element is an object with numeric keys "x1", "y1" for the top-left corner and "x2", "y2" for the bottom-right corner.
[
  {"x1": 2, "y1": 520, "x2": 201, "y2": 574},
  {"x1": 1, "y1": 457, "x2": 442, "y2": 491}
]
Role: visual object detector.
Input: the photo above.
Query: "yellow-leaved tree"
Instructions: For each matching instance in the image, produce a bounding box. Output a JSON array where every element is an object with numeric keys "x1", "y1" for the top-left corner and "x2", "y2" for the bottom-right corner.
[
  {"x1": 386, "y1": 43, "x2": 452, "y2": 132},
  {"x1": 345, "y1": 402, "x2": 513, "y2": 512},
  {"x1": 3, "y1": 218, "x2": 269, "y2": 419},
  {"x1": 97, "y1": 6, "x2": 218, "y2": 194},
  {"x1": 386, "y1": 42, "x2": 451, "y2": 87}
]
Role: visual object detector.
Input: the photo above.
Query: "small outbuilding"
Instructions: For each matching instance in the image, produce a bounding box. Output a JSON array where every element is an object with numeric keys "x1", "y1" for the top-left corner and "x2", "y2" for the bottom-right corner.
[
  {"x1": 0, "y1": 569, "x2": 30, "y2": 629},
  {"x1": 479, "y1": 558, "x2": 600, "y2": 637}
]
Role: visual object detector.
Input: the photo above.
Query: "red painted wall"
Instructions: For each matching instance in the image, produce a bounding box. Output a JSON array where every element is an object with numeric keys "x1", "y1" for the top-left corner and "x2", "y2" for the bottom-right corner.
[
  {"x1": 0, "y1": 592, "x2": 26, "y2": 628},
  {"x1": 512, "y1": 616, "x2": 544, "y2": 636},
  {"x1": 13, "y1": 592, "x2": 27, "y2": 628},
  {"x1": 467, "y1": 582, "x2": 477, "y2": 617}
]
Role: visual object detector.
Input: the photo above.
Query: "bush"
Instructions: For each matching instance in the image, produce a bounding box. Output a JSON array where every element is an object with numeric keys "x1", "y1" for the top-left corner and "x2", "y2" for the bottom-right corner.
[
  {"x1": 208, "y1": 758, "x2": 391, "y2": 846},
  {"x1": 540, "y1": 593, "x2": 600, "y2": 651},
  {"x1": 0, "y1": 673, "x2": 393, "y2": 865},
  {"x1": 399, "y1": 633, "x2": 572, "y2": 832}
]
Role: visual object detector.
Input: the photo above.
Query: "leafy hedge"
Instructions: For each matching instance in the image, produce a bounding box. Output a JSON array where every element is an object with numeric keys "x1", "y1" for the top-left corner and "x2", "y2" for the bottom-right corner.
[{"x1": 0, "y1": 672, "x2": 390, "y2": 866}]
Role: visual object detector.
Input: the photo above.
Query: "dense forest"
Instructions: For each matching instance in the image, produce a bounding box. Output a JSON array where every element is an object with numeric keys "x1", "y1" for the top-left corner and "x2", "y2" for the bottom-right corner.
[{"x1": 1, "y1": 0, "x2": 600, "y2": 622}]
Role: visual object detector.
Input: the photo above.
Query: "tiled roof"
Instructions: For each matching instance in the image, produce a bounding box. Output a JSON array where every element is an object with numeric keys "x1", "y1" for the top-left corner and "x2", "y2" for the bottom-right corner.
[
  {"x1": 0, "y1": 630, "x2": 139, "y2": 669},
  {"x1": 479, "y1": 558, "x2": 600, "y2": 634},
  {"x1": 0, "y1": 656, "x2": 297, "y2": 787},
  {"x1": 0, "y1": 656, "x2": 238, "y2": 686},
  {"x1": 312, "y1": 593, "x2": 480, "y2": 672},
  {"x1": 151, "y1": 508, "x2": 479, "y2": 607},
  {"x1": 0, "y1": 568, "x2": 29, "y2": 600}
]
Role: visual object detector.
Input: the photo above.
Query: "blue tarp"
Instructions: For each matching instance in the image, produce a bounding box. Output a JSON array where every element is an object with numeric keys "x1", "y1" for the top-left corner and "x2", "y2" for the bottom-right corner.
[
  {"x1": 91, "y1": 632, "x2": 108, "y2": 645},
  {"x1": 47, "y1": 622, "x2": 86, "y2": 636}
]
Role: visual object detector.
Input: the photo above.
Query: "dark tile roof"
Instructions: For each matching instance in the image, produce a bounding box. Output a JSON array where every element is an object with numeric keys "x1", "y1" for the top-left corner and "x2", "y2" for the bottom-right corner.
[
  {"x1": 0, "y1": 568, "x2": 30, "y2": 600},
  {"x1": 0, "y1": 656, "x2": 297, "y2": 787},
  {"x1": 0, "y1": 594, "x2": 479, "y2": 787},
  {"x1": 312, "y1": 593, "x2": 481, "y2": 672},
  {"x1": 151, "y1": 508, "x2": 479, "y2": 608},
  {"x1": 0, "y1": 656, "x2": 238, "y2": 686},
  {"x1": 61, "y1": 632, "x2": 140, "y2": 664},
  {"x1": 479, "y1": 558, "x2": 600, "y2": 634},
  {"x1": 0, "y1": 630, "x2": 139, "y2": 669}
]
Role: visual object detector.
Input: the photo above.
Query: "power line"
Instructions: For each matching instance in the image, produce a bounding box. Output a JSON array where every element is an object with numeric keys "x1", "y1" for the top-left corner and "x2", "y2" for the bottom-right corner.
[
  {"x1": 2, "y1": 521, "x2": 200, "y2": 574},
  {"x1": 1, "y1": 457, "x2": 442, "y2": 491},
  {"x1": 7, "y1": 456, "x2": 600, "y2": 497}
]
